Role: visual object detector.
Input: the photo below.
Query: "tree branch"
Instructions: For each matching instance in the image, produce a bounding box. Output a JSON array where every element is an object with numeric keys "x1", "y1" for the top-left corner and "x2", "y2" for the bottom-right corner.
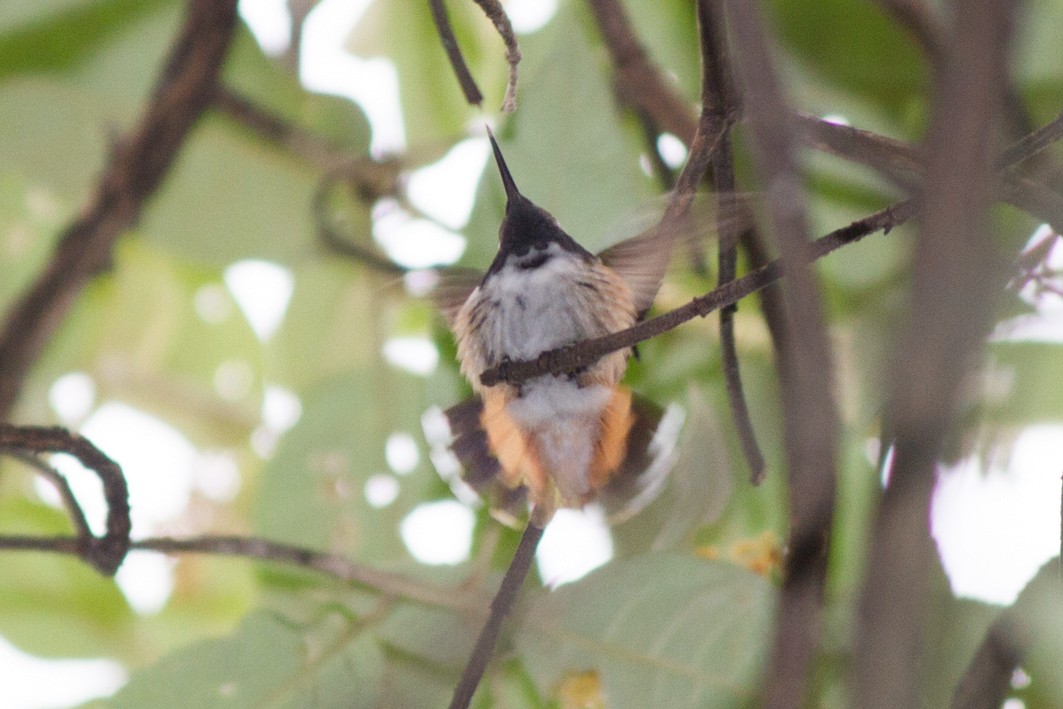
[
  {"x1": 471, "y1": 0, "x2": 521, "y2": 113},
  {"x1": 852, "y1": 1, "x2": 1019, "y2": 705},
  {"x1": 313, "y1": 172, "x2": 410, "y2": 276},
  {"x1": 478, "y1": 106, "x2": 1063, "y2": 389},
  {"x1": 585, "y1": 0, "x2": 698, "y2": 144},
  {"x1": 0, "y1": 0, "x2": 240, "y2": 422},
  {"x1": 448, "y1": 520, "x2": 544, "y2": 709},
  {"x1": 723, "y1": 1, "x2": 840, "y2": 706},
  {"x1": 429, "y1": 0, "x2": 483, "y2": 107},
  {"x1": 0, "y1": 425, "x2": 130, "y2": 575},
  {"x1": 480, "y1": 199, "x2": 917, "y2": 387},
  {"x1": 5, "y1": 451, "x2": 93, "y2": 542},
  {"x1": 429, "y1": 0, "x2": 522, "y2": 113},
  {"x1": 696, "y1": 0, "x2": 767, "y2": 484}
]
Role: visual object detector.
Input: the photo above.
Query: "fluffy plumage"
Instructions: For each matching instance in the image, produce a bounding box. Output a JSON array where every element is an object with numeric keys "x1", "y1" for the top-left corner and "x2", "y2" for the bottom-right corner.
[{"x1": 435, "y1": 130, "x2": 677, "y2": 524}]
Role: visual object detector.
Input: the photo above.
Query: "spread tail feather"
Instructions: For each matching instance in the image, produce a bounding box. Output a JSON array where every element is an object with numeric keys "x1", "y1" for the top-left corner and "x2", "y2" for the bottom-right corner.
[{"x1": 434, "y1": 390, "x2": 677, "y2": 526}]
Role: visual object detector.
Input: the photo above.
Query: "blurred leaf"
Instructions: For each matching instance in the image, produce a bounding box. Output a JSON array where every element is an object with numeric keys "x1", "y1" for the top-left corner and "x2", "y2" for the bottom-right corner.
[
  {"x1": 0, "y1": 496, "x2": 134, "y2": 659},
  {"x1": 985, "y1": 341, "x2": 1063, "y2": 423},
  {"x1": 265, "y1": 261, "x2": 384, "y2": 394},
  {"x1": 0, "y1": 78, "x2": 116, "y2": 199},
  {"x1": 254, "y1": 368, "x2": 436, "y2": 563},
  {"x1": 517, "y1": 554, "x2": 773, "y2": 709},
  {"x1": 1013, "y1": 560, "x2": 1063, "y2": 707},
  {"x1": 140, "y1": 115, "x2": 321, "y2": 266},
  {"x1": 769, "y1": 0, "x2": 929, "y2": 122},
  {"x1": 917, "y1": 562, "x2": 999, "y2": 708},
  {"x1": 0, "y1": 171, "x2": 66, "y2": 305},
  {"x1": 223, "y1": 31, "x2": 371, "y2": 155},
  {"x1": 34, "y1": 239, "x2": 265, "y2": 446},
  {"x1": 0, "y1": 0, "x2": 172, "y2": 79},
  {"x1": 108, "y1": 608, "x2": 384, "y2": 708}
]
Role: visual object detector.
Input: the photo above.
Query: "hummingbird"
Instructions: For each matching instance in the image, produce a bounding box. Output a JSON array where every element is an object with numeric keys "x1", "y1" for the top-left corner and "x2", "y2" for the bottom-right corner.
[{"x1": 433, "y1": 130, "x2": 680, "y2": 527}]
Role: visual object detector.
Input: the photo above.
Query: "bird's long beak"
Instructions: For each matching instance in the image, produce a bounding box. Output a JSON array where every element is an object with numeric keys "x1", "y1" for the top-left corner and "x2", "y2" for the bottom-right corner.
[{"x1": 486, "y1": 127, "x2": 521, "y2": 205}]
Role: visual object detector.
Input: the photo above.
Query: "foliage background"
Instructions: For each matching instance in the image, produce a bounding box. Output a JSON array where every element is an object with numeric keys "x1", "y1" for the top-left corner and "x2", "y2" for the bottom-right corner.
[{"x1": 0, "y1": 0, "x2": 1061, "y2": 707}]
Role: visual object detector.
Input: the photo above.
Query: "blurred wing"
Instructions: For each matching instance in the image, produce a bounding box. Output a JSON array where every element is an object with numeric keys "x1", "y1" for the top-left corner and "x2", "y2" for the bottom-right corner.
[
  {"x1": 598, "y1": 223, "x2": 679, "y2": 316},
  {"x1": 429, "y1": 267, "x2": 483, "y2": 329},
  {"x1": 599, "y1": 191, "x2": 755, "y2": 315}
]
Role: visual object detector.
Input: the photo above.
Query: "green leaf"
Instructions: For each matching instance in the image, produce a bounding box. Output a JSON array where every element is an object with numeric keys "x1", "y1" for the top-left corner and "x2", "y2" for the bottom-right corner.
[
  {"x1": 140, "y1": 115, "x2": 321, "y2": 266},
  {"x1": 108, "y1": 609, "x2": 384, "y2": 708},
  {"x1": 254, "y1": 369, "x2": 437, "y2": 563},
  {"x1": 0, "y1": 0, "x2": 172, "y2": 80},
  {"x1": 984, "y1": 341, "x2": 1063, "y2": 423},
  {"x1": 0, "y1": 170, "x2": 67, "y2": 306},
  {"x1": 768, "y1": 0, "x2": 929, "y2": 122},
  {"x1": 517, "y1": 554, "x2": 773, "y2": 708},
  {"x1": 0, "y1": 78, "x2": 116, "y2": 199},
  {"x1": 29, "y1": 239, "x2": 264, "y2": 446},
  {"x1": 0, "y1": 495, "x2": 134, "y2": 659}
]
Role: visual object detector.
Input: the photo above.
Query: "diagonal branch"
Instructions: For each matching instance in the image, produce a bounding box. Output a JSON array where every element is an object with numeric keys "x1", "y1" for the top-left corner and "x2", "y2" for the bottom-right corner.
[
  {"x1": 448, "y1": 520, "x2": 544, "y2": 709},
  {"x1": 478, "y1": 105, "x2": 1063, "y2": 389},
  {"x1": 480, "y1": 199, "x2": 917, "y2": 387},
  {"x1": 585, "y1": 0, "x2": 699, "y2": 144},
  {"x1": 429, "y1": 0, "x2": 522, "y2": 112},
  {"x1": 0, "y1": 0, "x2": 240, "y2": 422},
  {"x1": 429, "y1": 0, "x2": 483, "y2": 106}
]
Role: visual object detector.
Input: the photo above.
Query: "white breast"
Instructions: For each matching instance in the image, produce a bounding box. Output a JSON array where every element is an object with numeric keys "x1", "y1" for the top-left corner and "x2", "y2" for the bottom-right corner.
[{"x1": 479, "y1": 247, "x2": 598, "y2": 361}]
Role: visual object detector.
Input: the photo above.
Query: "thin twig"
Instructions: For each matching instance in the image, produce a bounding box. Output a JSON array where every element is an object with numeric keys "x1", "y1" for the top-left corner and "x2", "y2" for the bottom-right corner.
[
  {"x1": 795, "y1": 111, "x2": 1063, "y2": 230},
  {"x1": 478, "y1": 104, "x2": 1063, "y2": 389},
  {"x1": 0, "y1": 532, "x2": 487, "y2": 613},
  {"x1": 471, "y1": 0, "x2": 521, "y2": 113},
  {"x1": 0, "y1": 425, "x2": 130, "y2": 575},
  {"x1": 448, "y1": 520, "x2": 544, "y2": 709},
  {"x1": 852, "y1": 1, "x2": 1019, "y2": 705},
  {"x1": 214, "y1": 85, "x2": 353, "y2": 172},
  {"x1": 314, "y1": 172, "x2": 409, "y2": 276},
  {"x1": 4, "y1": 451, "x2": 92, "y2": 541},
  {"x1": 997, "y1": 109, "x2": 1063, "y2": 169},
  {"x1": 133, "y1": 535, "x2": 483, "y2": 612},
  {"x1": 697, "y1": 0, "x2": 766, "y2": 484},
  {"x1": 429, "y1": 0, "x2": 484, "y2": 107},
  {"x1": 0, "y1": 0, "x2": 240, "y2": 422}
]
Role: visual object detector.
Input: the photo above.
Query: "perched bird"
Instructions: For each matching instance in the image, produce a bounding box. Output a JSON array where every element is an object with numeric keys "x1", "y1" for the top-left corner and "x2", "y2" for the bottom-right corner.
[{"x1": 433, "y1": 130, "x2": 680, "y2": 527}]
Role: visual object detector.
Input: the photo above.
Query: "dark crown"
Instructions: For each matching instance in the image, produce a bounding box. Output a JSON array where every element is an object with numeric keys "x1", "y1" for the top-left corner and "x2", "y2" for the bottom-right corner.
[{"x1": 485, "y1": 129, "x2": 592, "y2": 271}]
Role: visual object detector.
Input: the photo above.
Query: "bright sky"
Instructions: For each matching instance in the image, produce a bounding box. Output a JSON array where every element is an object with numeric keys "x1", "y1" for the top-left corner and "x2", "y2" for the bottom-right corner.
[{"x1": 5, "y1": 2, "x2": 1062, "y2": 707}]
